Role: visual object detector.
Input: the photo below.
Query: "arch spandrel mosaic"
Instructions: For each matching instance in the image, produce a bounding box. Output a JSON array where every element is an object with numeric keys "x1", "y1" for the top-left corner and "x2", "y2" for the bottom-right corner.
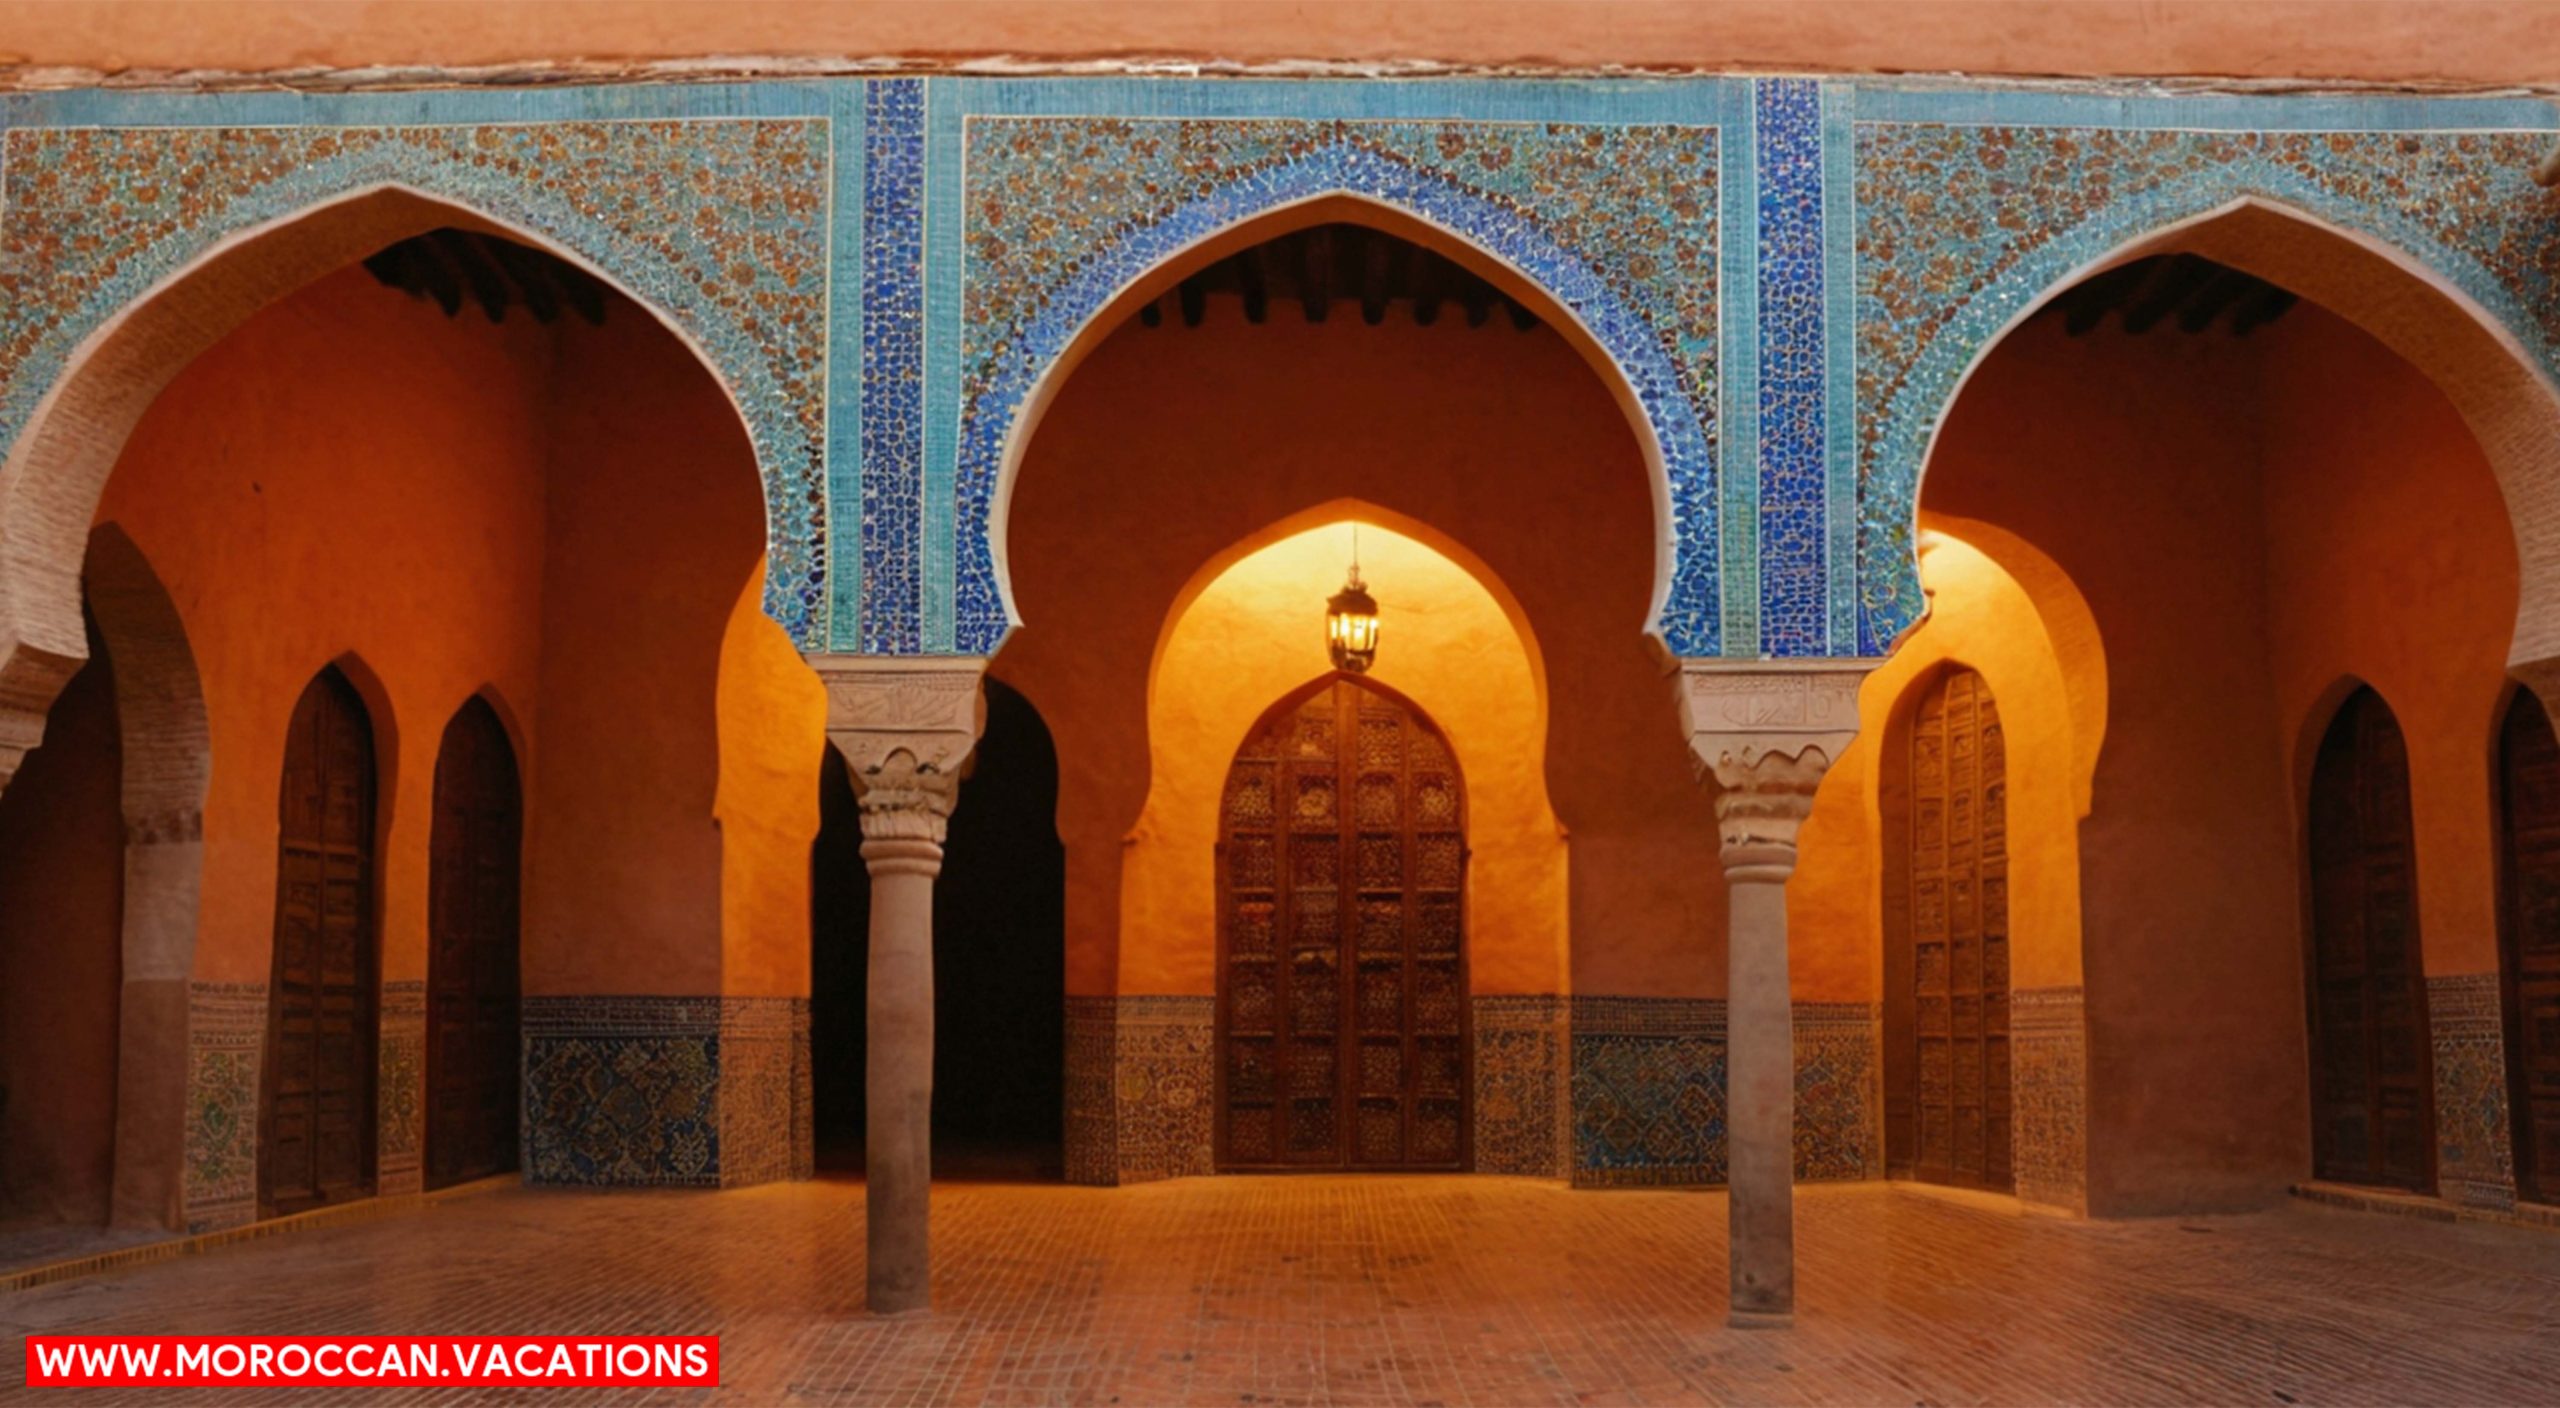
[
  {"x1": 0, "y1": 79, "x2": 2553, "y2": 667},
  {"x1": 0, "y1": 116, "x2": 833, "y2": 643}
]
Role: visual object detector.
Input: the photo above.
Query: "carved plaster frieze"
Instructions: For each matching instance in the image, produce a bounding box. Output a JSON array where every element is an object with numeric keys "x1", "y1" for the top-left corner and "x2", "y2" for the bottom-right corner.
[
  {"x1": 806, "y1": 654, "x2": 987, "y2": 846},
  {"x1": 1678, "y1": 660, "x2": 1874, "y2": 875}
]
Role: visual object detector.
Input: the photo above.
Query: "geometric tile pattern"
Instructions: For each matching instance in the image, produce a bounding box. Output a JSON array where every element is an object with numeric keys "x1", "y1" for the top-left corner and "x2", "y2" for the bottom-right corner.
[
  {"x1": 1062, "y1": 996, "x2": 1119, "y2": 1186},
  {"x1": 0, "y1": 118, "x2": 833, "y2": 645},
  {"x1": 716, "y1": 997, "x2": 810, "y2": 1189},
  {"x1": 522, "y1": 996, "x2": 723, "y2": 1187},
  {"x1": 1570, "y1": 996, "x2": 1727, "y2": 1187},
  {"x1": 856, "y1": 77, "x2": 927, "y2": 653},
  {"x1": 1108, "y1": 996, "x2": 1217, "y2": 1185},
  {"x1": 376, "y1": 980, "x2": 426, "y2": 1197},
  {"x1": 1792, "y1": 1001, "x2": 1877, "y2": 1182},
  {"x1": 951, "y1": 114, "x2": 1723, "y2": 656},
  {"x1": 2427, "y1": 972, "x2": 2517, "y2": 1211},
  {"x1": 1753, "y1": 77, "x2": 1833, "y2": 655},
  {"x1": 2011, "y1": 985, "x2": 2089, "y2": 1214},
  {"x1": 181, "y1": 981, "x2": 265, "y2": 1233},
  {"x1": 1853, "y1": 120, "x2": 2560, "y2": 653},
  {"x1": 1473, "y1": 995, "x2": 1571, "y2": 1177}
]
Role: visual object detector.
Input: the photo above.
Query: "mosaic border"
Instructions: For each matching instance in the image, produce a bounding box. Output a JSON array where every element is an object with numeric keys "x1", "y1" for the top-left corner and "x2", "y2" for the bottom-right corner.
[
  {"x1": 522, "y1": 995, "x2": 723, "y2": 1187},
  {"x1": 1793, "y1": 1000, "x2": 1877, "y2": 1182},
  {"x1": 1570, "y1": 996, "x2": 1726, "y2": 1187},
  {"x1": 0, "y1": 116, "x2": 833, "y2": 646},
  {"x1": 1473, "y1": 994, "x2": 1571, "y2": 1178},
  {"x1": 947, "y1": 113, "x2": 1723, "y2": 657}
]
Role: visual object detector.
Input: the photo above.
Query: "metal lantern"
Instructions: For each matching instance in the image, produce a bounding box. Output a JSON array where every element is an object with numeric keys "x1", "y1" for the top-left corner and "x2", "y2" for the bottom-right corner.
[{"x1": 1326, "y1": 531, "x2": 1380, "y2": 673}]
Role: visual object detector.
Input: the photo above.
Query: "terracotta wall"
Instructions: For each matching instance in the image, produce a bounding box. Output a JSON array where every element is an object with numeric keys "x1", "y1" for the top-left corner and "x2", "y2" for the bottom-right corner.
[
  {"x1": 993, "y1": 290, "x2": 1719, "y2": 1004},
  {"x1": 14, "y1": 1, "x2": 2553, "y2": 87},
  {"x1": 95, "y1": 267, "x2": 555, "y2": 994},
  {"x1": 2255, "y1": 304, "x2": 2518, "y2": 979},
  {"x1": 0, "y1": 623, "x2": 123, "y2": 1225},
  {"x1": 1909, "y1": 300, "x2": 2512, "y2": 1214},
  {"x1": 1131, "y1": 523, "x2": 1565, "y2": 996}
]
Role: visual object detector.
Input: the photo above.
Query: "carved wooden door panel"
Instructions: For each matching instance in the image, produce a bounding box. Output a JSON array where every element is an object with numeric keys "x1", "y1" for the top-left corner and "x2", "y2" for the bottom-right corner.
[
  {"x1": 1887, "y1": 667, "x2": 2012, "y2": 1191},
  {"x1": 262, "y1": 667, "x2": 378, "y2": 1216},
  {"x1": 1217, "y1": 677, "x2": 1468, "y2": 1171},
  {"x1": 2307, "y1": 686, "x2": 2434, "y2": 1192},
  {"x1": 2498, "y1": 691, "x2": 2560, "y2": 1204},
  {"x1": 427, "y1": 697, "x2": 523, "y2": 1190}
]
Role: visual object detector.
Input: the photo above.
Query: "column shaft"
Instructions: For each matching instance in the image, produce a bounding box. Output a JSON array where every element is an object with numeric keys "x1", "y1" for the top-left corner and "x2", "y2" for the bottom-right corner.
[
  {"x1": 862, "y1": 833, "x2": 941, "y2": 1314},
  {"x1": 1725, "y1": 867, "x2": 1795, "y2": 1326}
]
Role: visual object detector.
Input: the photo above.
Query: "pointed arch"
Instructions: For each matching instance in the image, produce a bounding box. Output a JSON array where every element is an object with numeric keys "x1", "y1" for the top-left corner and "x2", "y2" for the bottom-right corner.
[
  {"x1": 0, "y1": 179, "x2": 785, "y2": 788},
  {"x1": 1873, "y1": 195, "x2": 2560, "y2": 665},
  {"x1": 966, "y1": 171, "x2": 1699, "y2": 658}
]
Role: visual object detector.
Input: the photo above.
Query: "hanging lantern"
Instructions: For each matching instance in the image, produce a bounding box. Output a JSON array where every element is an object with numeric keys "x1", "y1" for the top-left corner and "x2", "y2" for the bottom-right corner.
[{"x1": 1326, "y1": 528, "x2": 1380, "y2": 674}]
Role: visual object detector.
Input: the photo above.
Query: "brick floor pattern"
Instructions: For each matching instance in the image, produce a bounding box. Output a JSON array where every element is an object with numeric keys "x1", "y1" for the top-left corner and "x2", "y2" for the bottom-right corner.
[{"x1": 5, "y1": 1179, "x2": 2559, "y2": 1405}]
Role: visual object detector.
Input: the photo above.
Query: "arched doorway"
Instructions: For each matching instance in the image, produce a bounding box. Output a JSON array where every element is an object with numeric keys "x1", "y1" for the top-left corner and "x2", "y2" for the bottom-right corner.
[
  {"x1": 261, "y1": 666, "x2": 379, "y2": 1217},
  {"x1": 426, "y1": 697, "x2": 522, "y2": 1190},
  {"x1": 2496, "y1": 688, "x2": 2560, "y2": 1206},
  {"x1": 1216, "y1": 674, "x2": 1468, "y2": 1172},
  {"x1": 1882, "y1": 665, "x2": 2013, "y2": 1193},
  {"x1": 2305, "y1": 685, "x2": 2434, "y2": 1192},
  {"x1": 810, "y1": 677, "x2": 1066, "y2": 1177}
]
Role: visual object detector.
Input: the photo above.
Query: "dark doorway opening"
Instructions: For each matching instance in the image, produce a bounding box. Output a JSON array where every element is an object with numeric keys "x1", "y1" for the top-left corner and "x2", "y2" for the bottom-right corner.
[
  {"x1": 426, "y1": 696, "x2": 522, "y2": 1190},
  {"x1": 811, "y1": 677, "x2": 1067, "y2": 1180}
]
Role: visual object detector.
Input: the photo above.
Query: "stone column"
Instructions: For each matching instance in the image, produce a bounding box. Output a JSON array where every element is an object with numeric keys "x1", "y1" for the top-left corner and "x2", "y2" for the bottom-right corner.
[
  {"x1": 810, "y1": 656, "x2": 984, "y2": 1316},
  {"x1": 1679, "y1": 660, "x2": 1866, "y2": 1329}
]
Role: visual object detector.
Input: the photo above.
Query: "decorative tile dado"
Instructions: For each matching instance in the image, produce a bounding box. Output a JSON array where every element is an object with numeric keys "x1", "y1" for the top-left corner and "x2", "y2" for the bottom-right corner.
[
  {"x1": 376, "y1": 980, "x2": 425, "y2": 1197},
  {"x1": 2011, "y1": 985, "x2": 2089, "y2": 1214},
  {"x1": 1853, "y1": 120, "x2": 2560, "y2": 653},
  {"x1": 183, "y1": 981, "x2": 264, "y2": 1233},
  {"x1": 1473, "y1": 995, "x2": 1570, "y2": 1178},
  {"x1": 951, "y1": 114, "x2": 1723, "y2": 657},
  {"x1": 1111, "y1": 996, "x2": 1216, "y2": 1184},
  {"x1": 522, "y1": 996, "x2": 723, "y2": 1187},
  {"x1": 0, "y1": 118, "x2": 833, "y2": 645},
  {"x1": 1570, "y1": 996, "x2": 1726, "y2": 1187},
  {"x1": 1063, "y1": 996, "x2": 1119, "y2": 1186},
  {"x1": 2427, "y1": 973, "x2": 2516, "y2": 1211},
  {"x1": 1793, "y1": 1001, "x2": 1876, "y2": 1182},
  {"x1": 717, "y1": 997, "x2": 809, "y2": 1188}
]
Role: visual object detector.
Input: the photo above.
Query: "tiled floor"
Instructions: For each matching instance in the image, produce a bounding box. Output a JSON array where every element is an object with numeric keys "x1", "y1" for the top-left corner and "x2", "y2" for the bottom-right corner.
[{"x1": 5, "y1": 1176, "x2": 2558, "y2": 1405}]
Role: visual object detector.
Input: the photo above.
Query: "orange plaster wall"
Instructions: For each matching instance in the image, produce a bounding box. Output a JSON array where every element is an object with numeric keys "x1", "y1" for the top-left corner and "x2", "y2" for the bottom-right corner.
[
  {"x1": 87, "y1": 260, "x2": 792, "y2": 1004},
  {"x1": 992, "y1": 294, "x2": 1720, "y2": 1003},
  {"x1": 524, "y1": 301, "x2": 773, "y2": 997},
  {"x1": 716, "y1": 564, "x2": 830, "y2": 998},
  {"x1": 2254, "y1": 304, "x2": 2518, "y2": 979},
  {"x1": 0, "y1": 629, "x2": 123, "y2": 1224},
  {"x1": 1923, "y1": 315, "x2": 2306, "y2": 1214},
  {"x1": 1791, "y1": 530, "x2": 2090, "y2": 1003},
  {"x1": 1130, "y1": 524, "x2": 1564, "y2": 996},
  {"x1": 95, "y1": 267, "x2": 553, "y2": 992}
]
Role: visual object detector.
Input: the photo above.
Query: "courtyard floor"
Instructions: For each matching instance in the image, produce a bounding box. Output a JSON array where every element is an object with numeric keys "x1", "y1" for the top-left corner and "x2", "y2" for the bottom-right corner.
[{"x1": 3, "y1": 1175, "x2": 2557, "y2": 1405}]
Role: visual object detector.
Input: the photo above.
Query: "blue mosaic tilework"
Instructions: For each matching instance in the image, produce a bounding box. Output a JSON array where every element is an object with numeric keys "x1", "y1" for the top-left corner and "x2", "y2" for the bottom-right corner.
[
  {"x1": 523, "y1": 997, "x2": 724, "y2": 1186},
  {"x1": 859, "y1": 79, "x2": 928, "y2": 653},
  {"x1": 0, "y1": 118, "x2": 833, "y2": 646},
  {"x1": 1570, "y1": 996, "x2": 1727, "y2": 1186},
  {"x1": 1854, "y1": 120, "x2": 2560, "y2": 654},
  {"x1": 952, "y1": 116, "x2": 1722, "y2": 657},
  {"x1": 1754, "y1": 79, "x2": 1828, "y2": 656}
]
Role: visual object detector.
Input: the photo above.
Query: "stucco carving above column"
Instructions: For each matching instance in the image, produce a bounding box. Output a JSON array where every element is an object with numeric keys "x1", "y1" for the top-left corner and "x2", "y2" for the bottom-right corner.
[
  {"x1": 1678, "y1": 660, "x2": 1872, "y2": 878},
  {"x1": 809, "y1": 654, "x2": 987, "y2": 849}
]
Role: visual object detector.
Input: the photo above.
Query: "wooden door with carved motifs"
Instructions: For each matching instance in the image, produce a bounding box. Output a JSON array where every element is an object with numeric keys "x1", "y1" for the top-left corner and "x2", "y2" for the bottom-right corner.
[
  {"x1": 1216, "y1": 676, "x2": 1469, "y2": 1171},
  {"x1": 261, "y1": 667, "x2": 379, "y2": 1216},
  {"x1": 1885, "y1": 667, "x2": 2013, "y2": 1192},
  {"x1": 2306, "y1": 686, "x2": 2435, "y2": 1193},
  {"x1": 427, "y1": 697, "x2": 522, "y2": 1190},
  {"x1": 2499, "y1": 690, "x2": 2560, "y2": 1206}
]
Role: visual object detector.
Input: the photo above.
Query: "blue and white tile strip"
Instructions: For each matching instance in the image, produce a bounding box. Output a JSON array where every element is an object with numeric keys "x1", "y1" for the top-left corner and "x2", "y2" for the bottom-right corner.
[
  {"x1": 857, "y1": 77, "x2": 925, "y2": 653},
  {"x1": 1753, "y1": 77, "x2": 1827, "y2": 657}
]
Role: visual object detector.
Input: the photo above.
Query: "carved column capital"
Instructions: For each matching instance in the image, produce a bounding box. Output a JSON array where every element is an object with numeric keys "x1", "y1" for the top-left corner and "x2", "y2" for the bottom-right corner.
[
  {"x1": 808, "y1": 654, "x2": 987, "y2": 866},
  {"x1": 1678, "y1": 660, "x2": 1874, "y2": 882}
]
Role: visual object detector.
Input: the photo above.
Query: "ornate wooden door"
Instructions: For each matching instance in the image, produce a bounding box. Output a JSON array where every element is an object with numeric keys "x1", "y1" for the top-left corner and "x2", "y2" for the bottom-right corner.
[
  {"x1": 262, "y1": 667, "x2": 378, "y2": 1215},
  {"x1": 2306, "y1": 686, "x2": 2434, "y2": 1192},
  {"x1": 2497, "y1": 691, "x2": 2560, "y2": 1205},
  {"x1": 427, "y1": 697, "x2": 522, "y2": 1190},
  {"x1": 1217, "y1": 677, "x2": 1468, "y2": 1171},
  {"x1": 1886, "y1": 667, "x2": 2013, "y2": 1191}
]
